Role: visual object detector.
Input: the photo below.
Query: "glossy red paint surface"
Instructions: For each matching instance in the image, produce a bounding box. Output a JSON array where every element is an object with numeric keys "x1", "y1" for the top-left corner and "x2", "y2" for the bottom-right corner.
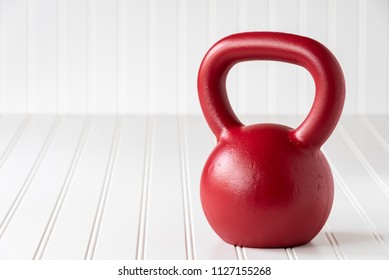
[{"x1": 198, "y1": 32, "x2": 345, "y2": 248}]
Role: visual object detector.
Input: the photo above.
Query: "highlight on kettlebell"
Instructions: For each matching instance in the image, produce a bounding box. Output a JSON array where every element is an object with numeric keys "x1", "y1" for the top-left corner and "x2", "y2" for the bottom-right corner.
[{"x1": 197, "y1": 32, "x2": 345, "y2": 248}]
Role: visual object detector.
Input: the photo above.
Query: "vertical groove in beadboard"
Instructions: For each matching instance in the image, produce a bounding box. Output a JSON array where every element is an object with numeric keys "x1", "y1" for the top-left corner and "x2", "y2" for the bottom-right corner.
[
  {"x1": 178, "y1": 115, "x2": 195, "y2": 260},
  {"x1": 27, "y1": 0, "x2": 36, "y2": 114},
  {"x1": 327, "y1": 0, "x2": 336, "y2": 51},
  {"x1": 268, "y1": 0, "x2": 276, "y2": 31},
  {"x1": 117, "y1": 0, "x2": 126, "y2": 115},
  {"x1": 237, "y1": 0, "x2": 247, "y2": 116},
  {"x1": 87, "y1": 0, "x2": 96, "y2": 115},
  {"x1": 242, "y1": 247, "x2": 248, "y2": 260},
  {"x1": 0, "y1": 0, "x2": 5, "y2": 113},
  {"x1": 324, "y1": 224, "x2": 346, "y2": 260},
  {"x1": 177, "y1": 0, "x2": 186, "y2": 116},
  {"x1": 298, "y1": 0, "x2": 307, "y2": 36},
  {"x1": 0, "y1": 117, "x2": 61, "y2": 239},
  {"x1": 147, "y1": 0, "x2": 157, "y2": 115},
  {"x1": 33, "y1": 117, "x2": 93, "y2": 260},
  {"x1": 57, "y1": 0, "x2": 65, "y2": 114},
  {"x1": 267, "y1": 0, "x2": 276, "y2": 115},
  {"x1": 324, "y1": 147, "x2": 389, "y2": 257},
  {"x1": 207, "y1": 0, "x2": 216, "y2": 46},
  {"x1": 235, "y1": 246, "x2": 245, "y2": 260},
  {"x1": 85, "y1": 116, "x2": 123, "y2": 260},
  {"x1": 237, "y1": 0, "x2": 247, "y2": 38},
  {"x1": 135, "y1": 116, "x2": 154, "y2": 260},
  {"x1": 297, "y1": 0, "x2": 307, "y2": 115},
  {"x1": 26, "y1": 0, "x2": 29, "y2": 113},
  {"x1": 357, "y1": 0, "x2": 366, "y2": 114},
  {"x1": 387, "y1": 1, "x2": 389, "y2": 115},
  {"x1": 285, "y1": 248, "x2": 297, "y2": 260}
]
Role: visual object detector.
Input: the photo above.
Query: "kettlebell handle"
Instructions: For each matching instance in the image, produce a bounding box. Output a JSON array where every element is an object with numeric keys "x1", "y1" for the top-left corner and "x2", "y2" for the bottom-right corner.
[{"x1": 198, "y1": 32, "x2": 345, "y2": 148}]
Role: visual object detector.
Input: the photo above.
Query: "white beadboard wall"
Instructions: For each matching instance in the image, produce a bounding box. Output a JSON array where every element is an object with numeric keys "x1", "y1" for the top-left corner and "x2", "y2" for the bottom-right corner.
[{"x1": 0, "y1": 0, "x2": 388, "y2": 115}]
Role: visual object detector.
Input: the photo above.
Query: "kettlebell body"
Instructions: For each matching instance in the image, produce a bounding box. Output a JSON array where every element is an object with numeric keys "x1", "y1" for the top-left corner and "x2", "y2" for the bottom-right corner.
[{"x1": 198, "y1": 32, "x2": 345, "y2": 248}]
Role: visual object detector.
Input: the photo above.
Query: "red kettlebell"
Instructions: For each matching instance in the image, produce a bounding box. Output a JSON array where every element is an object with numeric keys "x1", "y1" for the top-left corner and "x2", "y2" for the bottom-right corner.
[{"x1": 198, "y1": 32, "x2": 345, "y2": 248}]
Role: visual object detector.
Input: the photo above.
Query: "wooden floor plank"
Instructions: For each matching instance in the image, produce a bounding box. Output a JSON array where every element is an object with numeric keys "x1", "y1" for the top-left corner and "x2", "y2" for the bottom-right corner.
[
  {"x1": 41, "y1": 116, "x2": 116, "y2": 259},
  {"x1": 0, "y1": 116, "x2": 55, "y2": 239},
  {"x1": 93, "y1": 116, "x2": 147, "y2": 260},
  {"x1": 143, "y1": 116, "x2": 186, "y2": 260},
  {"x1": 0, "y1": 116, "x2": 86, "y2": 259}
]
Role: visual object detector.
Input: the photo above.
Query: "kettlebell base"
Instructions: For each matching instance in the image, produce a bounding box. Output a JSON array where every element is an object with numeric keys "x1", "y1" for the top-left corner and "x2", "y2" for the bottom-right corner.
[{"x1": 200, "y1": 124, "x2": 334, "y2": 250}]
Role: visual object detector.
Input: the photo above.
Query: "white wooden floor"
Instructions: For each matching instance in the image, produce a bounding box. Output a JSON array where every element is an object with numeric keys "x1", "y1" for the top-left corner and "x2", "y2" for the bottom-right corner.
[{"x1": 0, "y1": 114, "x2": 388, "y2": 260}]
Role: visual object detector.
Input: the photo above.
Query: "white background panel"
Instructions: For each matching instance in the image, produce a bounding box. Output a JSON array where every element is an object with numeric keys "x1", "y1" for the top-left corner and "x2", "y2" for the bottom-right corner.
[
  {"x1": 1, "y1": 0, "x2": 28, "y2": 113},
  {"x1": 0, "y1": 0, "x2": 387, "y2": 114},
  {"x1": 364, "y1": 0, "x2": 388, "y2": 114},
  {"x1": 94, "y1": 0, "x2": 119, "y2": 114},
  {"x1": 32, "y1": 0, "x2": 57, "y2": 113},
  {"x1": 334, "y1": 0, "x2": 359, "y2": 114},
  {"x1": 125, "y1": 0, "x2": 148, "y2": 115},
  {"x1": 63, "y1": 0, "x2": 88, "y2": 114},
  {"x1": 154, "y1": 0, "x2": 178, "y2": 114}
]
